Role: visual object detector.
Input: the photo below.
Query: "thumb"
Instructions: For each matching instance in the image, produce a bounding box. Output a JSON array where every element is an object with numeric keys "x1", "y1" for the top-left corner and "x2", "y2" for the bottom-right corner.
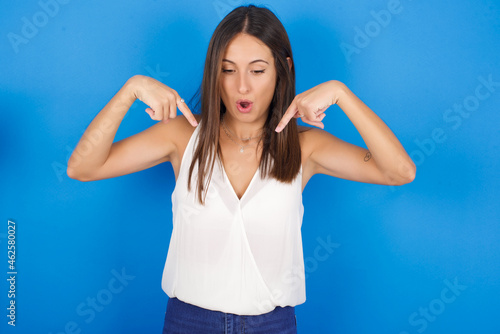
[{"x1": 145, "y1": 107, "x2": 155, "y2": 119}]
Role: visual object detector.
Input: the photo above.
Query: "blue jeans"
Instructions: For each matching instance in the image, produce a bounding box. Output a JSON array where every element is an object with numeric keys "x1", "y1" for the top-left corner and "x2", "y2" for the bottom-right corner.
[{"x1": 162, "y1": 297, "x2": 298, "y2": 334}]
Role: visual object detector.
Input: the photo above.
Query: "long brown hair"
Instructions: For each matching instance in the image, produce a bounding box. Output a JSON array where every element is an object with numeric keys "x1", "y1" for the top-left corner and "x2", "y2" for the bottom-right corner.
[{"x1": 188, "y1": 4, "x2": 301, "y2": 204}]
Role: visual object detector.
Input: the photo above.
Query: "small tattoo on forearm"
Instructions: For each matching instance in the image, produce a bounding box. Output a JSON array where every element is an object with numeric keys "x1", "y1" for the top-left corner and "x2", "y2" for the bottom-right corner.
[{"x1": 364, "y1": 152, "x2": 372, "y2": 162}]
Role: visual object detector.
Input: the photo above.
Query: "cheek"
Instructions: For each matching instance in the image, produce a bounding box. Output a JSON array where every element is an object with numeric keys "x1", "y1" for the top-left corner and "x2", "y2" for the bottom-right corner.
[{"x1": 261, "y1": 77, "x2": 276, "y2": 101}]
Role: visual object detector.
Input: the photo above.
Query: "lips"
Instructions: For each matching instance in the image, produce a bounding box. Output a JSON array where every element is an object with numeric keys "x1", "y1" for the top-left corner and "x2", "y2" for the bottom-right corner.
[{"x1": 236, "y1": 99, "x2": 253, "y2": 113}]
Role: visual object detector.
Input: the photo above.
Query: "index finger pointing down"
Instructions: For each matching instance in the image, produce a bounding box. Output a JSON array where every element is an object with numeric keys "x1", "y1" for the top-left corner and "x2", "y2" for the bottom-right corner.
[
  {"x1": 275, "y1": 100, "x2": 297, "y2": 132},
  {"x1": 177, "y1": 99, "x2": 198, "y2": 127}
]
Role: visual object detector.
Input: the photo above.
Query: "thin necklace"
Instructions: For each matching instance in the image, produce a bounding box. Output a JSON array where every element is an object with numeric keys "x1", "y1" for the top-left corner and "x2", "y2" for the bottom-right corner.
[
  {"x1": 221, "y1": 116, "x2": 263, "y2": 141},
  {"x1": 221, "y1": 116, "x2": 263, "y2": 153}
]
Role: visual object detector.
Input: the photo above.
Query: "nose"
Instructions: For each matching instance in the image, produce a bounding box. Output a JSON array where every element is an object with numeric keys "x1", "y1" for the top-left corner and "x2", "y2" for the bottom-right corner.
[{"x1": 237, "y1": 72, "x2": 250, "y2": 94}]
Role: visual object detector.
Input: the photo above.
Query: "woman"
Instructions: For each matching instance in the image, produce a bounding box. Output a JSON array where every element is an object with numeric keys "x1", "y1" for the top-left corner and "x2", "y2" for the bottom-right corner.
[{"x1": 67, "y1": 4, "x2": 415, "y2": 334}]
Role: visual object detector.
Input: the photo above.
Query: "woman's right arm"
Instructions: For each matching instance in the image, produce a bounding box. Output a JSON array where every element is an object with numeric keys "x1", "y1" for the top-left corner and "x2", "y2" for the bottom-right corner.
[{"x1": 66, "y1": 75, "x2": 198, "y2": 182}]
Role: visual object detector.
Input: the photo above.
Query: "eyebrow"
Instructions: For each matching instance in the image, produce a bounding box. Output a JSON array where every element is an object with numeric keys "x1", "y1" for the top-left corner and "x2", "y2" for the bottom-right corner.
[{"x1": 222, "y1": 59, "x2": 269, "y2": 65}]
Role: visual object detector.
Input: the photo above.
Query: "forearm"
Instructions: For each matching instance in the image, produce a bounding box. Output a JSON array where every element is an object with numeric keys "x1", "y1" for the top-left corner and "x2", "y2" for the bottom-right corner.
[
  {"x1": 67, "y1": 77, "x2": 137, "y2": 179},
  {"x1": 334, "y1": 81, "x2": 416, "y2": 183}
]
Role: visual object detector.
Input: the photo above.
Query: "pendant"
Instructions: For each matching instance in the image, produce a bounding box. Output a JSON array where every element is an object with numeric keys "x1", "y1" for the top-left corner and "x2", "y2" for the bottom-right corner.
[{"x1": 239, "y1": 148, "x2": 244, "y2": 153}]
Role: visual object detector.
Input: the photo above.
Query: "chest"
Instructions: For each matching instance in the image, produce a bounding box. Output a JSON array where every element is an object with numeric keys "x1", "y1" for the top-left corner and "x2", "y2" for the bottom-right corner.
[
  {"x1": 219, "y1": 140, "x2": 262, "y2": 200},
  {"x1": 172, "y1": 126, "x2": 314, "y2": 196}
]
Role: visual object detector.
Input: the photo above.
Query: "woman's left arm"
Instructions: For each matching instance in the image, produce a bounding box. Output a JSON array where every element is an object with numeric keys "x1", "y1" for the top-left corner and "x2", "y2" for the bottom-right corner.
[{"x1": 276, "y1": 80, "x2": 416, "y2": 185}]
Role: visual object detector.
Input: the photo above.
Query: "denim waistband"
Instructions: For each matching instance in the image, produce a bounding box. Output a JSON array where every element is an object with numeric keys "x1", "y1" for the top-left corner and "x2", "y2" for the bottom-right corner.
[{"x1": 162, "y1": 297, "x2": 297, "y2": 334}]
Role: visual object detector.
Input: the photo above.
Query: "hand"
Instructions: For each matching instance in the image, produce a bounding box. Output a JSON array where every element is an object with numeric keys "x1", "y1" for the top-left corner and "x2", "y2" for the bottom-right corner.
[
  {"x1": 275, "y1": 80, "x2": 343, "y2": 132},
  {"x1": 129, "y1": 75, "x2": 198, "y2": 126}
]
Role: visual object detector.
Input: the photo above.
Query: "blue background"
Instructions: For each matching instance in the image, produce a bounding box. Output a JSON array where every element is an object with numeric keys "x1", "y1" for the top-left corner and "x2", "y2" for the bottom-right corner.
[{"x1": 1, "y1": 0, "x2": 499, "y2": 333}]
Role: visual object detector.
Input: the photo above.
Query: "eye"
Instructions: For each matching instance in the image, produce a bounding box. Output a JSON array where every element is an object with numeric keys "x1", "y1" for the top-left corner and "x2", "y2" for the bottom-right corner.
[
  {"x1": 252, "y1": 70, "x2": 265, "y2": 74},
  {"x1": 222, "y1": 68, "x2": 234, "y2": 73}
]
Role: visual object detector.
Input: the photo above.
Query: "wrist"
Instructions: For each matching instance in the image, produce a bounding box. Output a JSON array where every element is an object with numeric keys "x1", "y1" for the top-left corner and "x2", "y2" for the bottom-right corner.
[
  {"x1": 329, "y1": 80, "x2": 349, "y2": 106},
  {"x1": 123, "y1": 75, "x2": 141, "y2": 103}
]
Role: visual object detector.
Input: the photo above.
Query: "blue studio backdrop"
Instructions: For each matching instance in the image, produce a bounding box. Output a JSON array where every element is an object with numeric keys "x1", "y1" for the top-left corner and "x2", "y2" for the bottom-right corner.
[{"x1": 1, "y1": 0, "x2": 499, "y2": 333}]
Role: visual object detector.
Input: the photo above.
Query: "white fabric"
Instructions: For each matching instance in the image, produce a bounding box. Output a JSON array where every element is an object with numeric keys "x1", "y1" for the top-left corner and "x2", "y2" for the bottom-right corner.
[{"x1": 161, "y1": 124, "x2": 306, "y2": 315}]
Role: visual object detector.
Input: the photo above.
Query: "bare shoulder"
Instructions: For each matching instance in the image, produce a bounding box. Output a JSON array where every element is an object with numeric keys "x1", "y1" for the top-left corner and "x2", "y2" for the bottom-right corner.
[
  {"x1": 297, "y1": 125, "x2": 329, "y2": 157},
  {"x1": 298, "y1": 125, "x2": 330, "y2": 189},
  {"x1": 160, "y1": 113, "x2": 201, "y2": 178},
  {"x1": 163, "y1": 113, "x2": 200, "y2": 147}
]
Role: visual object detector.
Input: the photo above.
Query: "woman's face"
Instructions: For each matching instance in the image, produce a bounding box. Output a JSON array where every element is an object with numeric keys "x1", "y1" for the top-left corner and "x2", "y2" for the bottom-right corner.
[{"x1": 220, "y1": 33, "x2": 277, "y2": 123}]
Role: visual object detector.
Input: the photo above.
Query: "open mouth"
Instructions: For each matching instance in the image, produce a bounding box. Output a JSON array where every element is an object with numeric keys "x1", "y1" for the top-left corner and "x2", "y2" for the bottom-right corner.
[{"x1": 236, "y1": 99, "x2": 253, "y2": 113}]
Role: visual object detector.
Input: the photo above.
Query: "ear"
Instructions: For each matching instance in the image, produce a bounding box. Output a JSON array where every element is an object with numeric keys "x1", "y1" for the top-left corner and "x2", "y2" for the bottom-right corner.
[{"x1": 286, "y1": 57, "x2": 293, "y2": 71}]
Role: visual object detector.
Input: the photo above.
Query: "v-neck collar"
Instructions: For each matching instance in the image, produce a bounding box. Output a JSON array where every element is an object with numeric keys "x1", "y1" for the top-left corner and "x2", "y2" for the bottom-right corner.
[{"x1": 219, "y1": 160, "x2": 260, "y2": 202}]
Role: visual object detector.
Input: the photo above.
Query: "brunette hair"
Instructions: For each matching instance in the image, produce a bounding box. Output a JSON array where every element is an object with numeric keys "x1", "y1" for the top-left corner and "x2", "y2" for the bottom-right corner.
[{"x1": 188, "y1": 4, "x2": 301, "y2": 204}]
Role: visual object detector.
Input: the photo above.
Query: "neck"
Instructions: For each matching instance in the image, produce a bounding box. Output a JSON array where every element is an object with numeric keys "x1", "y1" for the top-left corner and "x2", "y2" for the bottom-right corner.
[{"x1": 221, "y1": 113, "x2": 266, "y2": 140}]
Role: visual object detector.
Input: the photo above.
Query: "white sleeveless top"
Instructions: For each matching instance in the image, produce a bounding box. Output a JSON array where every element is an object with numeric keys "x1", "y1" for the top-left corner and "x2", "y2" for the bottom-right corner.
[{"x1": 161, "y1": 124, "x2": 306, "y2": 315}]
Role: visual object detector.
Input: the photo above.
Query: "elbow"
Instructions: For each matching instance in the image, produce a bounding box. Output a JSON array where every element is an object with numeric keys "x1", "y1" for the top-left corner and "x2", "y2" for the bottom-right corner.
[
  {"x1": 407, "y1": 165, "x2": 417, "y2": 183},
  {"x1": 66, "y1": 167, "x2": 81, "y2": 181},
  {"x1": 66, "y1": 165, "x2": 91, "y2": 182},
  {"x1": 66, "y1": 165, "x2": 76, "y2": 179},
  {"x1": 388, "y1": 162, "x2": 416, "y2": 186},
  {"x1": 404, "y1": 161, "x2": 417, "y2": 184},
  {"x1": 67, "y1": 154, "x2": 95, "y2": 181},
  {"x1": 394, "y1": 171, "x2": 416, "y2": 185},
  {"x1": 66, "y1": 154, "x2": 82, "y2": 181}
]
